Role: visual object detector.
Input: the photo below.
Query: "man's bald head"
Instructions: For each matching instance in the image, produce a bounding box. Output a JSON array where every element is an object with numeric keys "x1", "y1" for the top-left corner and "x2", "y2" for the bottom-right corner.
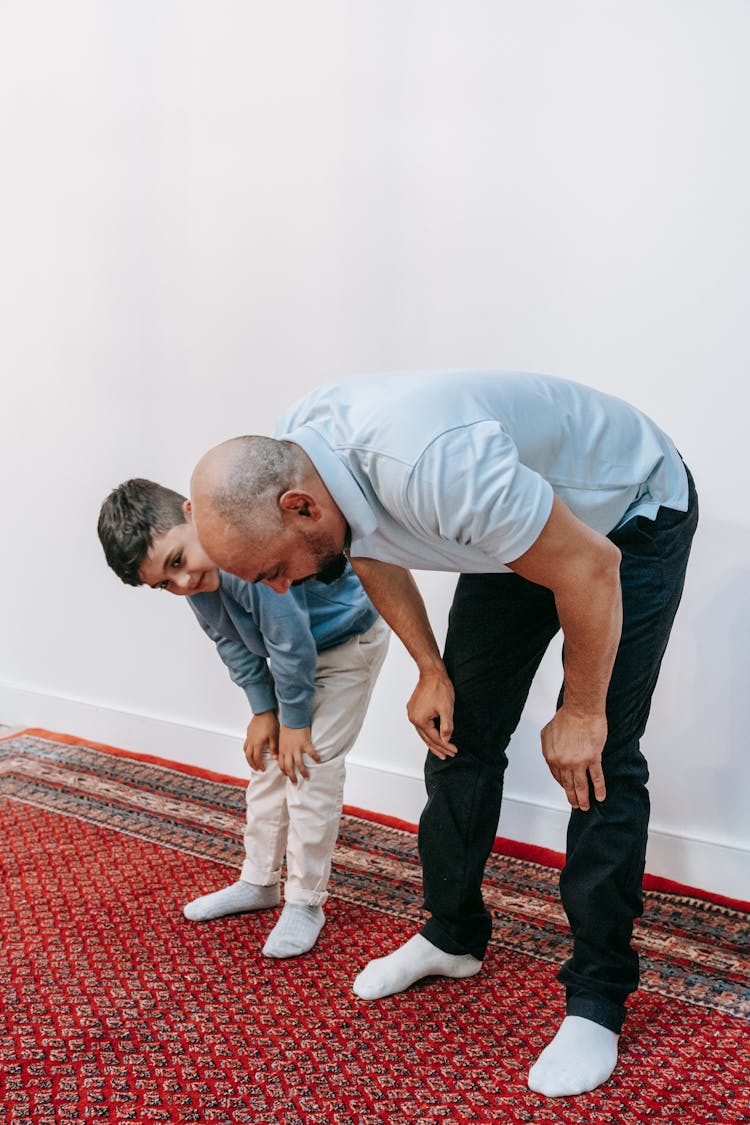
[
  {"x1": 190, "y1": 436, "x2": 347, "y2": 589},
  {"x1": 191, "y1": 436, "x2": 307, "y2": 535}
]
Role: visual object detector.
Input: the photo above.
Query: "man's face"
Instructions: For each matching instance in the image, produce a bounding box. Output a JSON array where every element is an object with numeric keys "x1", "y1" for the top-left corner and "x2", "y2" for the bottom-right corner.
[
  {"x1": 209, "y1": 523, "x2": 345, "y2": 593},
  {"x1": 138, "y1": 521, "x2": 221, "y2": 596}
]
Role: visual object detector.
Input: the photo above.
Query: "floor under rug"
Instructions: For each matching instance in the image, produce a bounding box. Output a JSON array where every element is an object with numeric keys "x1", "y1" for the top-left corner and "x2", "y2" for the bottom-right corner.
[{"x1": 1, "y1": 731, "x2": 748, "y2": 1124}]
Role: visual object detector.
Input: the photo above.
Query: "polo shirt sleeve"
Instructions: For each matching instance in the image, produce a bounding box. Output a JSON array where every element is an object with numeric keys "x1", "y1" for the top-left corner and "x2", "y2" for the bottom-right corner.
[{"x1": 404, "y1": 421, "x2": 554, "y2": 565}]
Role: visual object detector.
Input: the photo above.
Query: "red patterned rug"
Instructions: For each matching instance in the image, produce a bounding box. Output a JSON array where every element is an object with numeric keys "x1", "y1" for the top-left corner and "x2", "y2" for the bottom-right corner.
[{"x1": 1, "y1": 730, "x2": 748, "y2": 1124}]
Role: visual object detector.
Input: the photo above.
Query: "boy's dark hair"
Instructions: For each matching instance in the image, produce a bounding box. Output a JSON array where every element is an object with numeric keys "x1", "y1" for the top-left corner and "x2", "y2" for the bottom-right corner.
[{"x1": 98, "y1": 478, "x2": 187, "y2": 586}]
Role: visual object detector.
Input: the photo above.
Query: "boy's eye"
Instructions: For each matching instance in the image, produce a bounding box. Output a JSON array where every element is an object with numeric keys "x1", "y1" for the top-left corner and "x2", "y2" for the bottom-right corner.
[
  {"x1": 158, "y1": 579, "x2": 171, "y2": 590},
  {"x1": 171, "y1": 554, "x2": 182, "y2": 568}
]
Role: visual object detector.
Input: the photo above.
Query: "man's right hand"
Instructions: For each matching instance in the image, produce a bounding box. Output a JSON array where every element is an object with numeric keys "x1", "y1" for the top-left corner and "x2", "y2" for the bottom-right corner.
[
  {"x1": 407, "y1": 669, "x2": 458, "y2": 760},
  {"x1": 243, "y1": 711, "x2": 280, "y2": 771}
]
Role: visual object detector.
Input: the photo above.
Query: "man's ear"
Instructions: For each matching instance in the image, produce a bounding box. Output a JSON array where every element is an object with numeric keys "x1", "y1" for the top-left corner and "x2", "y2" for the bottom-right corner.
[
  {"x1": 278, "y1": 490, "x2": 320, "y2": 520},
  {"x1": 182, "y1": 498, "x2": 193, "y2": 523}
]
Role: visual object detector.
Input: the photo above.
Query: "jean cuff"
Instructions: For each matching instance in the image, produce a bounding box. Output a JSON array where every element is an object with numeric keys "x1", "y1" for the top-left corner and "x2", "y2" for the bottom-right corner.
[
  {"x1": 565, "y1": 992, "x2": 626, "y2": 1034},
  {"x1": 420, "y1": 918, "x2": 486, "y2": 961}
]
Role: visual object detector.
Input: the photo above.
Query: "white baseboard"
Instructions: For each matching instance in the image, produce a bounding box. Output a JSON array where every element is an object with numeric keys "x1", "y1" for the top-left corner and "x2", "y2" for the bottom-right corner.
[
  {"x1": 345, "y1": 759, "x2": 750, "y2": 903},
  {"x1": 2, "y1": 683, "x2": 748, "y2": 903}
]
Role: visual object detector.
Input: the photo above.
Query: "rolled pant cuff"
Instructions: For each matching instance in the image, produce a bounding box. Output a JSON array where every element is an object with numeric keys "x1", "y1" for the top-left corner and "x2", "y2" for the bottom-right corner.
[
  {"x1": 284, "y1": 890, "x2": 328, "y2": 907},
  {"x1": 240, "y1": 862, "x2": 281, "y2": 887},
  {"x1": 565, "y1": 993, "x2": 626, "y2": 1034}
]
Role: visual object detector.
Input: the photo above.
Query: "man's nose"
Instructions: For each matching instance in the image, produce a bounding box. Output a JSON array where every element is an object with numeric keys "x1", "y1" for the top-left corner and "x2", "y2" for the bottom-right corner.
[{"x1": 177, "y1": 572, "x2": 194, "y2": 590}]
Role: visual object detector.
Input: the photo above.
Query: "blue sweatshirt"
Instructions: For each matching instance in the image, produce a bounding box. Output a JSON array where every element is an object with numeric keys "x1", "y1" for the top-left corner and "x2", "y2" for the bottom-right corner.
[{"x1": 186, "y1": 562, "x2": 378, "y2": 728}]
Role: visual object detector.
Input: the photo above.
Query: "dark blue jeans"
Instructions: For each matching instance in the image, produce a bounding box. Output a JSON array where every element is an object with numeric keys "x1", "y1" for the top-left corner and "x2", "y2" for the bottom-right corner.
[{"x1": 419, "y1": 468, "x2": 699, "y2": 1033}]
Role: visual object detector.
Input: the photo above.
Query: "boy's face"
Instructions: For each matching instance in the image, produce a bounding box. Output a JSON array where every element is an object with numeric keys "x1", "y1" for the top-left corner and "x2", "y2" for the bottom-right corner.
[{"x1": 139, "y1": 505, "x2": 221, "y2": 596}]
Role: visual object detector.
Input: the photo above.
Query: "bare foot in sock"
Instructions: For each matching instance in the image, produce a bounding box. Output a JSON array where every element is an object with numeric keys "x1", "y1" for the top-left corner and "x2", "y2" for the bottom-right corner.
[
  {"x1": 528, "y1": 1016, "x2": 619, "y2": 1097},
  {"x1": 183, "y1": 880, "x2": 280, "y2": 922},
  {"x1": 352, "y1": 933, "x2": 482, "y2": 1000},
  {"x1": 262, "y1": 903, "x2": 325, "y2": 958}
]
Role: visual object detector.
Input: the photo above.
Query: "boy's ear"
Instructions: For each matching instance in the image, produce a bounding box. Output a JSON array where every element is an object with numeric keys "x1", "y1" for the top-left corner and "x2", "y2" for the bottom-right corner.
[
  {"x1": 182, "y1": 499, "x2": 193, "y2": 523},
  {"x1": 278, "y1": 490, "x2": 320, "y2": 520}
]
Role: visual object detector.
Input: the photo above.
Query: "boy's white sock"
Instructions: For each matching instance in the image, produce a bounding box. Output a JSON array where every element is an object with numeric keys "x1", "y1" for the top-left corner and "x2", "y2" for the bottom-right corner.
[
  {"x1": 183, "y1": 879, "x2": 280, "y2": 922},
  {"x1": 262, "y1": 903, "x2": 325, "y2": 958},
  {"x1": 527, "y1": 1015, "x2": 619, "y2": 1097},
  {"x1": 353, "y1": 933, "x2": 482, "y2": 1000}
]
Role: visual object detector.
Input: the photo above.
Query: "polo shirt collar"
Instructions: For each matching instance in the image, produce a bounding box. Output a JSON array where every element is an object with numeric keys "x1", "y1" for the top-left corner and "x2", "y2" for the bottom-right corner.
[{"x1": 284, "y1": 425, "x2": 378, "y2": 541}]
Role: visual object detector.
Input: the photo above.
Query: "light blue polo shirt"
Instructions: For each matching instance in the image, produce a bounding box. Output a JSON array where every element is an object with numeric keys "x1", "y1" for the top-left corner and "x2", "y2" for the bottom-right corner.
[{"x1": 275, "y1": 371, "x2": 688, "y2": 574}]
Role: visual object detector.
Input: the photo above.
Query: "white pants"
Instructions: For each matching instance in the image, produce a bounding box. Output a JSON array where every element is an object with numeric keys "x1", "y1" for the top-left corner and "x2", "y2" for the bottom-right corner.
[{"x1": 240, "y1": 618, "x2": 389, "y2": 906}]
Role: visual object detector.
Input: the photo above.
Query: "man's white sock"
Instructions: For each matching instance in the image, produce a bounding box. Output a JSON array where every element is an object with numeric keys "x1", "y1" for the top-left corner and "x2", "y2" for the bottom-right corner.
[
  {"x1": 183, "y1": 879, "x2": 280, "y2": 922},
  {"x1": 528, "y1": 1015, "x2": 619, "y2": 1097},
  {"x1": 353, "y1": 933, "x2": 482, "y2": 1000}
]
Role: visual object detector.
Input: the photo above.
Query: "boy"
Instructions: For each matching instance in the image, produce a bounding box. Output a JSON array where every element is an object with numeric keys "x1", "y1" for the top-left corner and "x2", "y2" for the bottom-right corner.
[{"x1": 97, "y1": 478, "x2": 389, "y2": 958}]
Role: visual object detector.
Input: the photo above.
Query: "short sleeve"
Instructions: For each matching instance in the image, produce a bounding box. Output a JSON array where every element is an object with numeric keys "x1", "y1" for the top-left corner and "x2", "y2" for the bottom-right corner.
[{"x1": 404, "y1": 421, "x2": 554, "y2": 565}]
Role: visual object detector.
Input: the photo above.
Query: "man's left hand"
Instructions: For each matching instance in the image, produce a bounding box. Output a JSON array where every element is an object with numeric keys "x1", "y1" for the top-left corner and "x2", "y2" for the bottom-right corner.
[{"x1": 541, "y1": 708, "x2": 608, "y2": 810}]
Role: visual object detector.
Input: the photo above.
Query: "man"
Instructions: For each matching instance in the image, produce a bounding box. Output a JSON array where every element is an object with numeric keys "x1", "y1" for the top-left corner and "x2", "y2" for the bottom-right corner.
[{"x1": 189, "y1": 370, "x2": 698, "y2": 1098}]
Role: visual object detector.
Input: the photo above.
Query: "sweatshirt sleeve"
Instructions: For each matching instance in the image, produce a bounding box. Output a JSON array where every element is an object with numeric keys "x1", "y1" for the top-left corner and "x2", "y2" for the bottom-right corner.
[
  {"x1": 194, "y1": 616, "x2": 277, "y2": 717},
  {"x1": 252, "y1": 585, "x2": 318, "y2": 729}
]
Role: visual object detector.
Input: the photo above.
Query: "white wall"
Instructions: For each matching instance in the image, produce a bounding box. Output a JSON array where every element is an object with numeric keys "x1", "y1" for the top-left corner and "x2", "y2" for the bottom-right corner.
[{"x1": 1, "y1": 1, "x2": 748, "y2": 898}]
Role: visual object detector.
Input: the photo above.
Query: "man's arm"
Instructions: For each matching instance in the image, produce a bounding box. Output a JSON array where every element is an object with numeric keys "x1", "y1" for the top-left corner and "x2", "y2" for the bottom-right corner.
[
  {"x1": 507, "y1": 494, "x2": 623, "y2": 811},
  {"x1": 347, "y1": 557, "x2": 457, "y2": 759}
]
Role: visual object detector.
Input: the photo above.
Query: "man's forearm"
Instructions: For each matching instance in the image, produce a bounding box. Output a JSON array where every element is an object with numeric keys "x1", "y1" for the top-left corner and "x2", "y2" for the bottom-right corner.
[
  {"x1": 507, "y1": 494, "x2": 623, "y2": 716},
  {"x1": 348, "y1": 557, "x2": 445, "y2": 675},
  {"x1": 348, "y1": 556, "x2": 456, "y2": 757},
  {"x1": 555, "y1": 565, "x2": 623, "y2": 715}
]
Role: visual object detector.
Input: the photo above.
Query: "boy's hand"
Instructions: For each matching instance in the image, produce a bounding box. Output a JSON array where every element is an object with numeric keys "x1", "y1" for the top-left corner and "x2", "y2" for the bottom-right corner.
[
  {"x1": 278, "y1": 726, "x2": 320, "y2": 784},
  {"x1": 244, "y1": 711, "x2": 280, "y2": 771}
]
